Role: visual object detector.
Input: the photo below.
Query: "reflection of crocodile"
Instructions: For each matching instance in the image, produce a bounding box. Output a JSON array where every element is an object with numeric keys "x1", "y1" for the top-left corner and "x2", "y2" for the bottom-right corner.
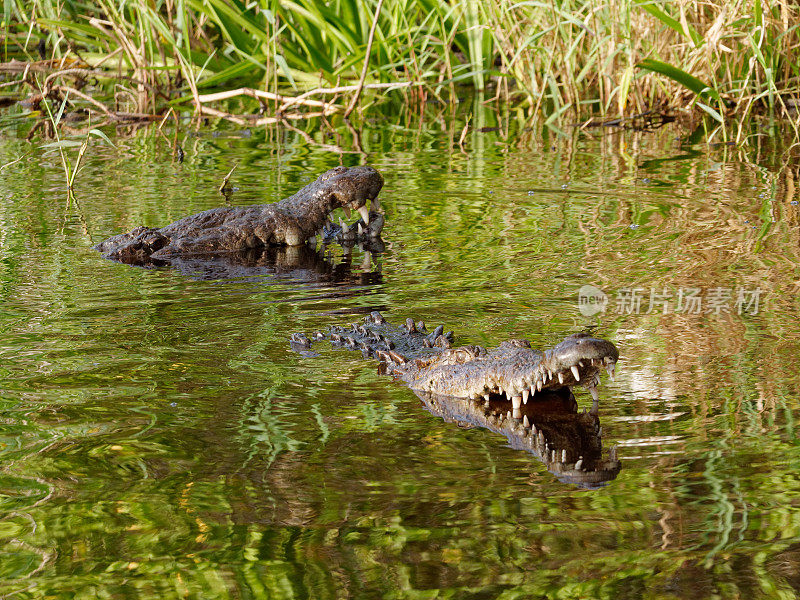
[
  {"x1": 166, "y1": 244, "x2": 383, "y2": 289},
  {"x1": 292, "y1": 312, "x2": 620, "y2": 486},
  {"x1": 417, "y1": 388, "x2": 620, "y2": 487},
  {"x1": 94, "y1": 165, "x2": 384, "y2": 265}
]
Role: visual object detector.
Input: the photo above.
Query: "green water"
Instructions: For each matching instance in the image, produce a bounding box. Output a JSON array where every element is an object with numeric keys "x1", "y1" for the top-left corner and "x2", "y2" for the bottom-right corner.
[{"x1": 1, "y1": 111, "x2": 800, "y2": 598}]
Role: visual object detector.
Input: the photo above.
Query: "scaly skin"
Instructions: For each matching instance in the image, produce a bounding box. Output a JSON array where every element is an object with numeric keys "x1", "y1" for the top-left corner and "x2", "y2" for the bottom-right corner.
[
  {"x1": 291, "y1": 312, "x2": 621, "y2": 485},
  {"x1": 294, "y1": 311, "x2": 618, "y2": 411},
  {"x1": 94, "y1": 165, "x2": 384, "y2": 265}
]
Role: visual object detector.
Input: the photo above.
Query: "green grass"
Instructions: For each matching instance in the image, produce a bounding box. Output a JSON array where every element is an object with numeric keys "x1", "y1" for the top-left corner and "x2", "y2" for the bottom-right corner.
[{"x1": 0, "y1": 0, "x2": 798, "y2": 126}]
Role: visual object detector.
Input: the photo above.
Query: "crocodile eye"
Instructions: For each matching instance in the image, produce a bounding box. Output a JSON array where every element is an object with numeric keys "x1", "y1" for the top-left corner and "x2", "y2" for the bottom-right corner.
[{"x1": 319, "y1": 166, "x2": 348, "y2": 182}]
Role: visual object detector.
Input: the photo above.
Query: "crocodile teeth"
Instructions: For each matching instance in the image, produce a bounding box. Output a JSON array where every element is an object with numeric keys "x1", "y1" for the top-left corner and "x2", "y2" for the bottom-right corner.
[
  {"x1": 589, "y1": 385, "x2": 600, "y2": 404},
  {"x1": 342, "y1": 206, "x2": 351, "y2": 219},
  {"x1": 371, "y1": 196, "x2": 381, "y2": 212},
  {"x1": 610, "y1": 446, "x2": 618, "y2": 461},
  {"x1": 571, "y1": 365, "x2": 580, "y2": 381},
  {"x1": 523, "y1": 415, "x2": 530, "y2": 428},
  {"x1": 551, "y1": 449, "x2": 556, "y2": 462},
  {"x1": 574, "y1": 458, "x2": 583, "y2": 470},
  {"x1": 578, "y1": 360, "x2": 585, "y2": 368},
  {"x1": 511, "y1": 396, "x2": 522, "y2": 411},
  {"x1": 339, "y1": 218, "x2": 350, "y2": 234},
  {"x1": 531, "y1": 424, "x2": 537, "y2": 435},
  {"x1": 558, "y1": 372, "x2": 564, "y2": 384},
  {"x1": 561, "y1": 449, "x2": 567, "y2": 462},
  {"x1": 357, "y1": 205, "x2": 370, "y2": 225},
  {"x1": 536, "y1": 380, "x2": 543, "y2": 392},
  {"x1": 357, "y1": 222, "x2": 364, "y2": 235},
  {"x1": 546, "y1": 370, "x2": 552, "y2": 382},
  {"x1": 606, "y1": 364, "x2": 616, "y2": 381},
  {"x1": 522, "y1": 389, "x2": 530, "y2": 404},
  {"x1": 482, "y1": 393, "x2": 490, "y2": 402}
]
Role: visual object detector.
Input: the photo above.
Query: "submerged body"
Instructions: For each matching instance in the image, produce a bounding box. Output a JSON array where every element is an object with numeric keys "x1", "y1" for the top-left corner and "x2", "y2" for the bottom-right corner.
[{"x1": 94, "y1": 165, "x2": 384, "y2": 265}]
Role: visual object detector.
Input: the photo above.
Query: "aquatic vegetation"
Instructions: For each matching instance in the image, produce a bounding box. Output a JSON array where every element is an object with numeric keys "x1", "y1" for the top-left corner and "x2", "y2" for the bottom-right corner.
[{"x1": 0, "y1": 0, "x2": 796, "y2": 127}]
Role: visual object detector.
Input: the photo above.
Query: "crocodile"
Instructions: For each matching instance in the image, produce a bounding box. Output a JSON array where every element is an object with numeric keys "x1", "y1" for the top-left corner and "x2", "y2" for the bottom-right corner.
[
  {"x1": 292, "y1": 312, "x2": 620, "y2": 485},
  {"x1": 94, "y1": 165, "x2": 384, "y2": 266}
]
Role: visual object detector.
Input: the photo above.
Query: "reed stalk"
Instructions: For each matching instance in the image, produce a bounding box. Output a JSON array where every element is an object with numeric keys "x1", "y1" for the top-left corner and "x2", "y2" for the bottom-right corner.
[{"x1": 0, "y1": 0, "x2": 795, "y2": 124}]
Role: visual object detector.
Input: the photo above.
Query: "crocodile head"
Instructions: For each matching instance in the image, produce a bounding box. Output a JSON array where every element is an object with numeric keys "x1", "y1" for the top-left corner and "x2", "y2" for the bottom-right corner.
[
  {"x1": 298, "y1": 165, "x2": 385, "y2": 229},
  {"x1": 400, "y1": 333, "x2": 619, "y2": 410}
]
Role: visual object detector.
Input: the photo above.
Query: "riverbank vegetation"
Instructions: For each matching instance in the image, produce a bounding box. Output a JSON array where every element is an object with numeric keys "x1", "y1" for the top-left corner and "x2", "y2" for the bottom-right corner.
[{"x1": 0, "y1": 0, "x2": 798, "y2": 131}]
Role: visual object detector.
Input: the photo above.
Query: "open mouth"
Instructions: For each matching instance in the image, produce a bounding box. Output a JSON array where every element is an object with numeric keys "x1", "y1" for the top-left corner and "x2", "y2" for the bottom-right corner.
[
  {"x1": 478, "y1": 353, "x2": 618, "y2": 415},
  {"x1": 326, "y1": 197, "x2": 385, "y2": 242}
]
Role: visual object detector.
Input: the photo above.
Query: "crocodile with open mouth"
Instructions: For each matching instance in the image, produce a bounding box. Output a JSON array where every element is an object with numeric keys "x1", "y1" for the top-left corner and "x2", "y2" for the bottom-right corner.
[
  {"x1": 94, "y1": 165, "x2": 384, "y2": 265},
  {"x1": 292, "y1": 312, "x2": 620, "y2": 485}
]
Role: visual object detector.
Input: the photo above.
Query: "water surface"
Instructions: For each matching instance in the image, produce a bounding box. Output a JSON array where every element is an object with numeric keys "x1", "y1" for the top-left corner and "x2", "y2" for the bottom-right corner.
[{"x1": 1, "y1": 110, "x2": 800, "y2": 598}]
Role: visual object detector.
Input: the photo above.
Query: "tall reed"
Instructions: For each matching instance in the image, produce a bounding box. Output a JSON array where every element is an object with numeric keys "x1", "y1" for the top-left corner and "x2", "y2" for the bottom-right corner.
[{"x1": 0, "y1": 0, "x2": 797, "y2": 121}]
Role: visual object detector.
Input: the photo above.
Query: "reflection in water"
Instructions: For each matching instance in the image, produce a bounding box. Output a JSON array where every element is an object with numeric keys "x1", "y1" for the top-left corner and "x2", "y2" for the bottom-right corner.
[
  {"x1": 417, "y1": 388, "x2": 621, "y2": 488},
  {"x1": 0, "y1": 111, "x2": 800, "y2": 597},
  {"x1": 159, "y1": 241, "x2": 384, "y2": 287}
]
